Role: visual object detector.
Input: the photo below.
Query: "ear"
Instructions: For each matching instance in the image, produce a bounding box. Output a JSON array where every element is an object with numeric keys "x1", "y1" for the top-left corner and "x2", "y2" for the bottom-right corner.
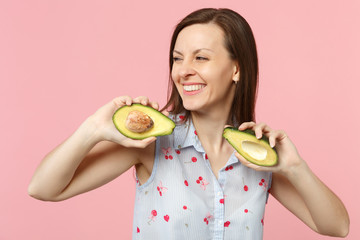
[{"x1": 232, "y1": 64, "x2": 240, "y2": 81}]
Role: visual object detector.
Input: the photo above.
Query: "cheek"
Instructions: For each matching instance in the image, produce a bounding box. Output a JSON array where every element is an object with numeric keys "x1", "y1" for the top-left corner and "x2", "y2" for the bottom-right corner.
[
  {"x1": 204, "y1": 67, "x2": 233, "y2": 86},
  {"x1": 171, "y1": 68, "x2": 179, "y2": 83},
  {"x1": 171, "y1": 71, "x2": 182, "y2": 92}
]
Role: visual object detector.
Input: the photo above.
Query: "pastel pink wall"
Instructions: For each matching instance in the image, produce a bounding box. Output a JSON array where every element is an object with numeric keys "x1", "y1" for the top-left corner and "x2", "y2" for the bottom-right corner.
[{"x1": 1, "y1": 0, "x2": 358, "y2": 239}]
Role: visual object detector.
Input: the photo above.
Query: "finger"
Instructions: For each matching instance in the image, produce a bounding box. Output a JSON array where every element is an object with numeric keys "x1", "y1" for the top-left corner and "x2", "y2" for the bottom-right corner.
[
  {"x1": 113, "y1": 96, "x2": 132, "y2": 108},
  {"x1": 161, "y1": 110, "x2": 170, "y2": 117},
  {"x1": 121, "y1": 137, "x2": 156, "y2": 148},
  {"x1": 133, "y1": 96, "x2": 149, "y2": 106},
  {"x1": 125, "y1": 96, "x2": 133, "y2": 106},
  {"x1": 132, "y1": 137, "x2": 157, "y2": 148},
  {"x1": 268, "y1": 130, "x2": 287, "y2": 148},
  {"x1": 269, "y1": 135, "x2": 276, "y2": 148},
  {"x1": 235, "y1": 152, "x2": 272, "y2": 172},
  {"x1": 238, "y1": 121, "x2": 256, "y2": 130},
  {"x1": 253, "y1": 122, "x2": 272, "y2": 139},
  {"x1": 150, "y1": 101, "x2": 159, "y2": 110},
  {"x1": 235, "y1": 152, "x2": 264, "y2": 171},
  {"x1": 224, "y1": 124, "x2": 233, "y2": 129},
  {"x1": 253, "y1": 122, "x2": 265, "y2": 139}
]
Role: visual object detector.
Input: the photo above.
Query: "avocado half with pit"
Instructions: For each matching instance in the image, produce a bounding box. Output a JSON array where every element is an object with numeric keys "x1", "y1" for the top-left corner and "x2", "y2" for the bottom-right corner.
[
  {"x1": 112, "y1": 104, "x2": 175, "y2": 140},
  {"x1": 223, "y1": 127, "x2": 278, "y2": 166}
]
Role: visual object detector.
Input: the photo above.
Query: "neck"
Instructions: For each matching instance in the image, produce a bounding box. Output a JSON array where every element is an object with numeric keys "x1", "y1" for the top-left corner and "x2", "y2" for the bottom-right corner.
[{"x1": 190, "y1": 103, "x2": 232, "y2": 154}]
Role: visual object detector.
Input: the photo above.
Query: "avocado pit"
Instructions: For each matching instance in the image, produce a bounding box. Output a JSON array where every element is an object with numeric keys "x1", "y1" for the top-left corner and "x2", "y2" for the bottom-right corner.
[{"x1": 125, "y1": 110, "x2": 154, "y2": 133}]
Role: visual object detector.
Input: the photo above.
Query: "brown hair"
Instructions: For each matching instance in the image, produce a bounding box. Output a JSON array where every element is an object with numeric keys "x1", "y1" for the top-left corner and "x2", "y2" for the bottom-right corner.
[{"x1": 162, "y1": 8, "x2": 259, "y2": 126}]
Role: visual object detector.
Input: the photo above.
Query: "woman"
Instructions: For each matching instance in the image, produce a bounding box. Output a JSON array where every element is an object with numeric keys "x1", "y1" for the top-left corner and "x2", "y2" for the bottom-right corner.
[{"x1": 28, "y1": 8, "x2": 349, "y2": 239}]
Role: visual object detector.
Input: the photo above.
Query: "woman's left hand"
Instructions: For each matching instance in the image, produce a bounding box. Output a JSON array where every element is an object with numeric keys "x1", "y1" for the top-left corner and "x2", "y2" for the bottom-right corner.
[{"x1": 235, "y1": 121, "x2": 304, "y2": 176}]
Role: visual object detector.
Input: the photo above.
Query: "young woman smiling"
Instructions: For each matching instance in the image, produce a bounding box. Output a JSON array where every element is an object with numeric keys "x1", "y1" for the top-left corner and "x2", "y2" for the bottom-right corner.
[{"x1": 28, "y1": 8, "x2": 349, "y2": 240}]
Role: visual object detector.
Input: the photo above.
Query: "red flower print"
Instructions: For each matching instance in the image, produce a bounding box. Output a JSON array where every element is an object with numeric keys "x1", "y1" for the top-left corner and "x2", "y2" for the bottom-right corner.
[
  {"x1": 205, "y1": 154, "x2": 208, "y2": 160},
  {"x1": 162, "y1": 147, "x2": 173, "y2": 160},
  {"x1": 219, "y1": 198, "x2": 224, "y2": 204},
  {"x1": 259, "y1": 178, "x2": 268, "y2": 191},
  {"x1": 224, "y1": 221, "x2": 230, "y2": 227},
  {"x1": 259, "y1": 179, "x2": 264, "y2": 186},
  {"x1": 225, "y1": 165, "x2": 233, "y2": 171},
  {"x1": 242, "y1": 177, "x2": 249, "y2": 192},
  {"x1": 194, "y1": 130, "x2": 197, "y2": 135},
  {"x1": 162, "y1": 147, "x2": 171, "y2": 155},
  {"x1": 244, "y1": 209, "x2": 253, "y2": 214},
  {"x1": 137, "y1": 227, "x2": 140, "y2": 233},
  {"x1": 196, "y1": 176, "x2": 209, "y2": 190},
  {"x1": 175, "y1": 149, "x2": 181, "y2": 154},
  {"x1": 179, "y1": 115, "x2": 185, "y2": 120},
  {"x1": 184, "y1": 180, "x2": 189, "y2": 186},
  {"x1": 157, "y1": 181, "x2": 168, "y2": 196},
  {"x1": 185, "y1": 156, "x2": 197, "y2": 164},
  {"x1": 203, "y1": 212, "x2": 213, "y2": 225},
  {"x1": 148, "y1": 210, "x2": 157, "y2": 224},
  {"x1": 164, "y1": 215, "x2": 170, "y2": 222},
  {"x1": 183, "y1": 205, "x2": 192, "y2": 211},
  {"x1": 261, "y1": 218, "x2": 264, "y2": 226}
]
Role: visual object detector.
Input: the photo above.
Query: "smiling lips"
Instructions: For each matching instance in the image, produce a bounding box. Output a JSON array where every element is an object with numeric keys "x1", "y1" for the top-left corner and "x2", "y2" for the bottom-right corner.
[{"x1": 182, "y1": 84, "x2": 206, "y2": 95}]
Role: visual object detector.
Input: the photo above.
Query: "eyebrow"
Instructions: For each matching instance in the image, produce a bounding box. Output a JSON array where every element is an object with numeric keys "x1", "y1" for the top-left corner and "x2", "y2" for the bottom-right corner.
[{"x1": 173, "y1": 48, "x2": 214, "y2": 55}]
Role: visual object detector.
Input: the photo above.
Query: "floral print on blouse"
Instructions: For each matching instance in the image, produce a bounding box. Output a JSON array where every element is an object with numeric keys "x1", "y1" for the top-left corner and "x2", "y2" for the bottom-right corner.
[{"x1": 132, "y1": 115, "x2": 272, "y2": 240}]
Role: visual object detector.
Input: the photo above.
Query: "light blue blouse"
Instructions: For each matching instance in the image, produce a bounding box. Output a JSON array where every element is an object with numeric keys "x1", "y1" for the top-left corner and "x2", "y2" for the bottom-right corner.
[{"x1": 132, "y1": 115, "x2": 272, "y2": 240}]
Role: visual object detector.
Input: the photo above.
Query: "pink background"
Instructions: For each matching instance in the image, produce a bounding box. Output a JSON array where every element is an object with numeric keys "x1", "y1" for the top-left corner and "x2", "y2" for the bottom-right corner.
[{"x1": 1, "y1": 0, "x2": 359, "y2": 239}]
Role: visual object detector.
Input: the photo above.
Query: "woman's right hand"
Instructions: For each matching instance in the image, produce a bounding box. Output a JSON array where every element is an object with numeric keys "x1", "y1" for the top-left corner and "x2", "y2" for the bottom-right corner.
[
  {"x1": 88, "y1": 96, "x2": 162, "y2": 148},
  {"x1": 28, "y1": 95, "x2": 163, "y2": 201}
]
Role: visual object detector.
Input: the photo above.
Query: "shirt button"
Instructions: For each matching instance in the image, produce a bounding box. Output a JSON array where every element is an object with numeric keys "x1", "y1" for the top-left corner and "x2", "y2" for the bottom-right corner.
[
  {"x1": 217, "y1": 192, "x2": 222, "y2": 196},
  {"x1": 218, "y1": 220, "x2": 223, "y2": 225}
]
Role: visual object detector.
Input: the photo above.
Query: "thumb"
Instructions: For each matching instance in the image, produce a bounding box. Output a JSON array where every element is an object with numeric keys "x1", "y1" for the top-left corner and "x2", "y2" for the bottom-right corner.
[
  {"x1": 235, "y1": 152, "x2": 267, "y2": 172},
  {"x1": 121, "y1": 137, "x2": 157, "y2": 148}
]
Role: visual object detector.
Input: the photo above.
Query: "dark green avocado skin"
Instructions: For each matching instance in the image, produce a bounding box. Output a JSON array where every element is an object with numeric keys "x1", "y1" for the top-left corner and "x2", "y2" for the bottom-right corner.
[
  {"x1": 223, "y1": 127, "x2": 278, "y2": 166},
  {"x1": 223, "y1": 127, "x2": 272, "y2": 145}
]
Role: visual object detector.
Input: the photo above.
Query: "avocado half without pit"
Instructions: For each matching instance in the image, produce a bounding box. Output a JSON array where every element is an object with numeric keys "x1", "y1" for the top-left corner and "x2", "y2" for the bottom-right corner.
[
  {"x1": 112, "y1": 104, "x2": 175, "y2": 140},
  {"x1": 223, "y1": 127, "x2": 278, "y2": 166}
]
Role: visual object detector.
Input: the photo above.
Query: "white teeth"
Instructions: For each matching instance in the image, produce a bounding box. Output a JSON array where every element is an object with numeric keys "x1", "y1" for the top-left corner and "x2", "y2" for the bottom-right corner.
[{"x1": 183, "y1": 85, "x2": 205, "y2": 91}]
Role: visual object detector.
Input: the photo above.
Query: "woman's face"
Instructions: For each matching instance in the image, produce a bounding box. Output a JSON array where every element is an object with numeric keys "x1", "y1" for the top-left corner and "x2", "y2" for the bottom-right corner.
[{"x1": 171, "y1": 23, "x2": 239, "y2": 113}]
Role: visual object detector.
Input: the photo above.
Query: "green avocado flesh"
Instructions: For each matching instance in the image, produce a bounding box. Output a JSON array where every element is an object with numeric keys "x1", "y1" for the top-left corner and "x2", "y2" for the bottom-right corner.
[
  {"x1": 112, "y1": 104, "x2": 175, "y2": 140},
  {"x1": 223, "y1": 127, "x2": 278, "y2": 166}
]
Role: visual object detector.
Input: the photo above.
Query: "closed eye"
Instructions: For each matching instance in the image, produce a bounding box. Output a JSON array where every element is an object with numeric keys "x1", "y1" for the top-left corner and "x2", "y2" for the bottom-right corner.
[
  {"x1": 196, "y1": 56, "x2": 208, "y2": 61},
  {"x1": 173, "y1": 57, "x2": 182, "y2": 62}
]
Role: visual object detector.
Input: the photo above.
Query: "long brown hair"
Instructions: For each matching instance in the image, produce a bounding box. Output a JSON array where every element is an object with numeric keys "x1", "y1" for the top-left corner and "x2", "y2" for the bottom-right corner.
[{"x1": 162, "y1": 8, "x2": 259, "y2": 126}]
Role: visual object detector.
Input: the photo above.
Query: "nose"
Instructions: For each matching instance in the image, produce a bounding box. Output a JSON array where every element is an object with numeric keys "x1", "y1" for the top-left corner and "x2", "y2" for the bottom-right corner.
[{"x1": 177, "y1": 60, "x2": 196, "y2": 79}]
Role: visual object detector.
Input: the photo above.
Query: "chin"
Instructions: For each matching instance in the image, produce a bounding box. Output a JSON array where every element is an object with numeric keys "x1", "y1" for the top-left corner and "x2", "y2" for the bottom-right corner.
[{"x1": 181, "y1": 99, "x2": 208, "y2": 113}]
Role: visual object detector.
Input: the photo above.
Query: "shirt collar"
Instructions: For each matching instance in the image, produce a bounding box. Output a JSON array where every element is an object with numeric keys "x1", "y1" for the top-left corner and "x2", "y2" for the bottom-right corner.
[
  {"x1": 171, "y1": 114, "x2": 240, "y2": 167},
  {"x1": 172, "y1": 115, "x2": 205, "y2": 153}
]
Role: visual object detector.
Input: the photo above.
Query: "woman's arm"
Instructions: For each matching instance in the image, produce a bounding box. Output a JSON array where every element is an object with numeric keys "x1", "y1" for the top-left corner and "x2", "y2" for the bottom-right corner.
[
  {"x1": 235, "y1": 122, "x2": 350, "y2": 237},
  {"x1": 28, "y1": 96, "x2": 157, "y2": 201},
  {"x1": 271, "y1": 166, "x2": 349, "y2": 237}
]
